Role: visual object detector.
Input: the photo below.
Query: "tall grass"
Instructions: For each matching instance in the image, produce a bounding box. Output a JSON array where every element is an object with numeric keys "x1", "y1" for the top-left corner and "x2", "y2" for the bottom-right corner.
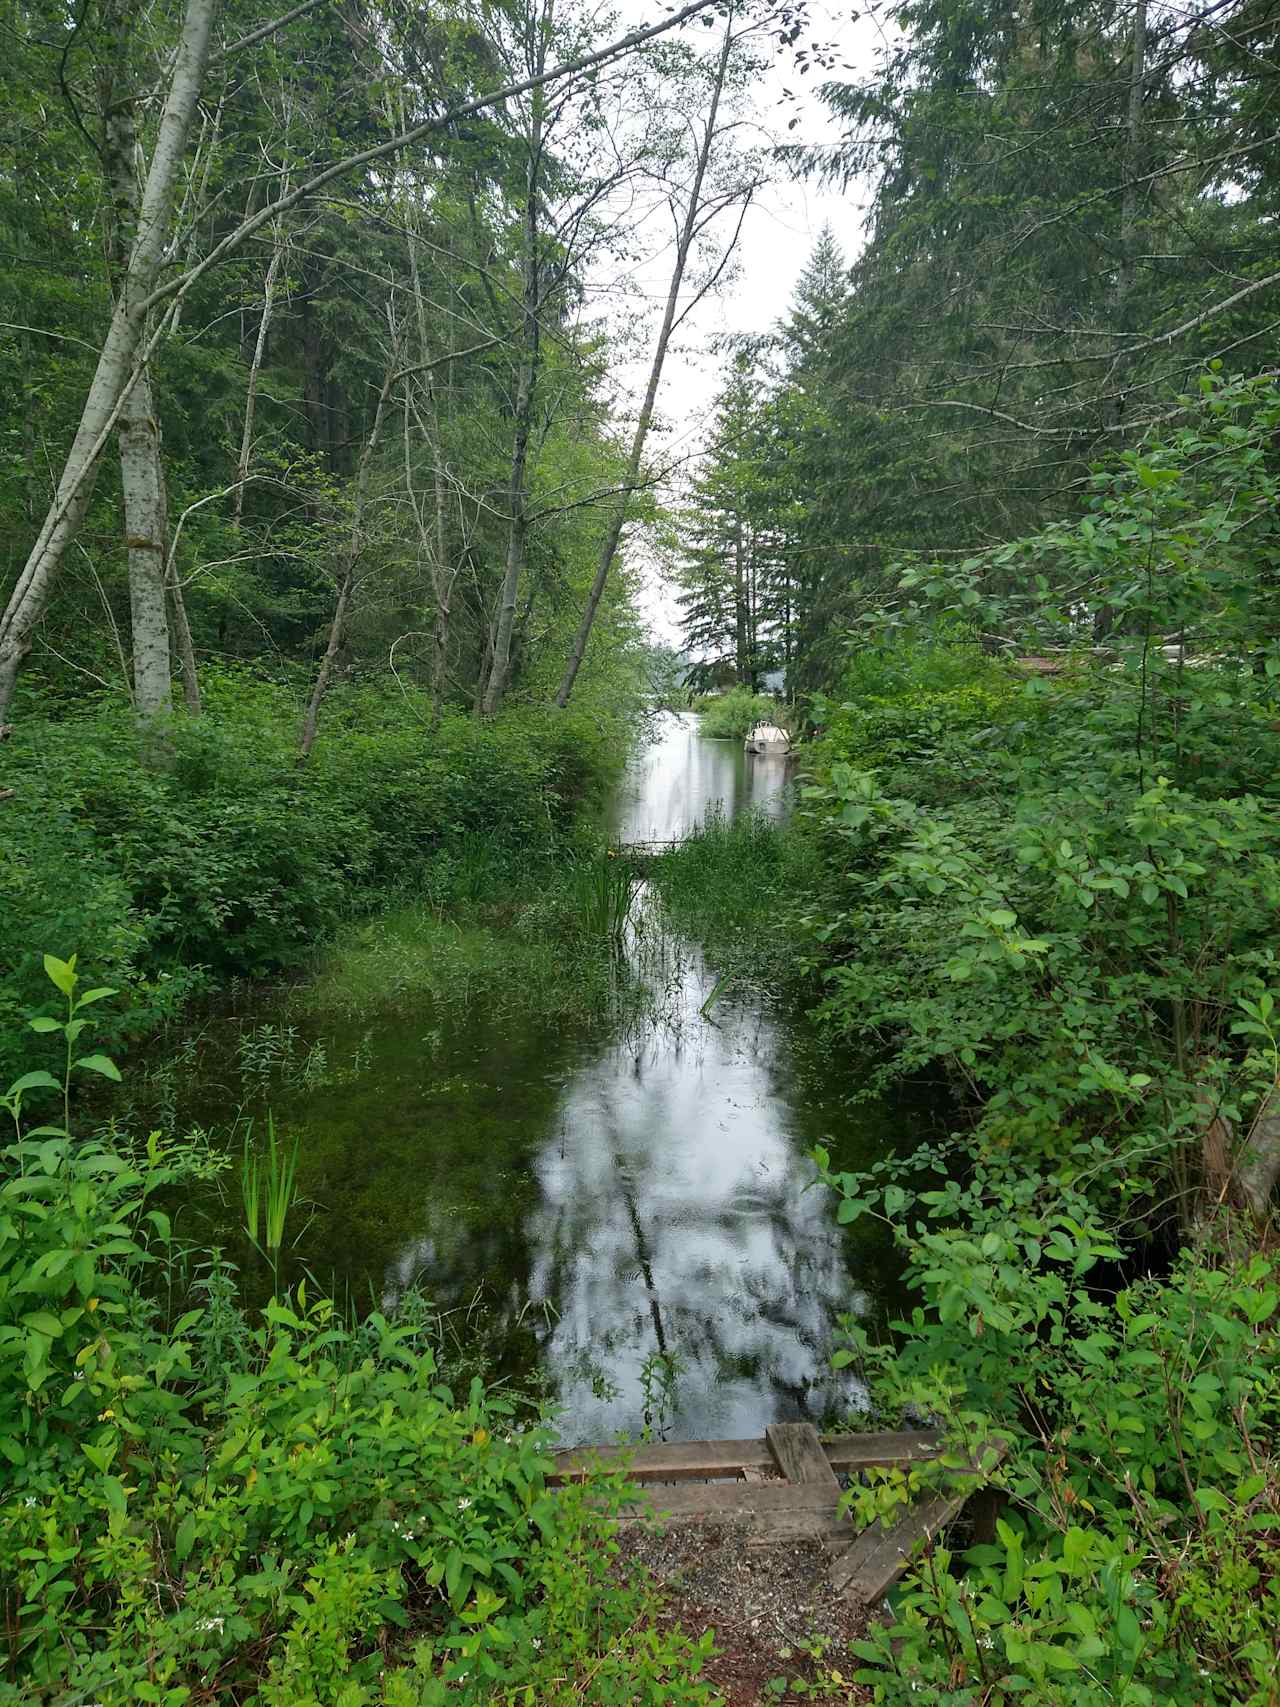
[
  {"x1": 647, "y1": 808, "x2": 820, "y2": 987},
  {"x1": 299, "y1": 844, "x2": 644, "y2": 1030},
  {"x1": 570, "y1": 853, "x2": 637, "y2": 949}
]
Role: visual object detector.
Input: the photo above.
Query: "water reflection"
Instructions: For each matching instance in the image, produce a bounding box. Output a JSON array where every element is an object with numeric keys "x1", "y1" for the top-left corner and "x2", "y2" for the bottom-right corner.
[
  {"x1": 170, "y1": 714, "x2": 896, "y2": 1441},
  {"x1": 610, "y1": 712, "x2": 790, "y2": 842},
  {"x1": 473, "y1": 713, "x2": 872, "y2": 1438}
]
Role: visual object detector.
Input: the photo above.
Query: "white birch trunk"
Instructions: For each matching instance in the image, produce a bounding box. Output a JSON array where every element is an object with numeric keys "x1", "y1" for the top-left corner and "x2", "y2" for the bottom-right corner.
[
  {"x1": 119, "y1": 364, "x2": 173, "y2": 718},
  {"x1": 0, "y1": 0, "x2": 217, "y2": 721}
]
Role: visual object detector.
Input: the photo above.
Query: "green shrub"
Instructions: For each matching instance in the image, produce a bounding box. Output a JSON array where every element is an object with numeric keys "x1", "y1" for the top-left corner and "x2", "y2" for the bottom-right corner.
[
  {"x1": 694, "y1": 686, "x2": 787, "y2": 740},
  {"x1": 817, "y1": 1150, "x2": 1280, "y2": 1705},
  {"x1": 0, "y1": 959, "x2": 719, "y2": 1705},
  {"x1": 0, "y1": 670, "x2": 632, "y2": 1080}
]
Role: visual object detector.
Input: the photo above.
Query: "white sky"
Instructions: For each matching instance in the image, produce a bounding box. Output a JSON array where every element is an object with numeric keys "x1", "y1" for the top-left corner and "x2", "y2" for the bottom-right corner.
[{"x1": 605, "y1": 1, "x2": 880, "y2": 642}]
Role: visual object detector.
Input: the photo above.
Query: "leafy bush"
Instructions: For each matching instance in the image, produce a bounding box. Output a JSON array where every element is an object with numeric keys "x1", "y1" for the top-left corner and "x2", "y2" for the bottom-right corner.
[
  {"x1": 694, "y1": 686, "x2": 787, "y2": 740},
  {"x1": 816, "y1": 1150, "x2": 1280, "y2": 1705},
  {"x1": 0, "y1": 670, "x2": 631, "y2": 1080},
  {"x1": 790, "y1": 376, "x2": 1280, "y2": 1705},
  {"x1": 0, "y1": 959, "x2": 718, "y2": 1705}
]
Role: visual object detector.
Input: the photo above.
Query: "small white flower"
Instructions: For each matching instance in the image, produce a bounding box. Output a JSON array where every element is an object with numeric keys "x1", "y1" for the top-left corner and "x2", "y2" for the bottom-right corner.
[
  {"x1": 73, "y1": 1371, "x2": 85, "y2": 1381},
  {"x1": 980, "y1": 1636, "x2": 994, "y2": 1650},
  {"x1": 457, "y1": 1497, "x2": 472, "y2": 1511},
  {"x1": 532, "y1": 1638, "x2": 542, "y2": 1650},
  {"x1": 24, "y1": 1496, "x2": 36, "y2": 1508},
  {"x1": 195, "y1": 1617, "x2": 224, "y2": 1635}
]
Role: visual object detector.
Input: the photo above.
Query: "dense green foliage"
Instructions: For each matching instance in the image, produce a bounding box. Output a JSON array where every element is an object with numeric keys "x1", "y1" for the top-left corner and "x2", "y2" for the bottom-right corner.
[
  {"x1": 692, "y1": 687, "x2": 788, "y2": 740},
  {"x1": 707, "y1": 379, "x2": 1280, "y2": 1702},
  {"x1": 0, "y1": 672, "x2": 630, "y2": 1081},
  {"x1": 0, "y1": 960, "x2": 717, "y2": 1705}
]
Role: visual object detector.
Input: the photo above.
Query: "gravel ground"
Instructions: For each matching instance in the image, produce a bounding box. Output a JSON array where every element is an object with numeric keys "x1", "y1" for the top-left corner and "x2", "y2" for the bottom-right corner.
[{"x1": 616, "y1": 1515, "x2": 871, "y2": 1705}]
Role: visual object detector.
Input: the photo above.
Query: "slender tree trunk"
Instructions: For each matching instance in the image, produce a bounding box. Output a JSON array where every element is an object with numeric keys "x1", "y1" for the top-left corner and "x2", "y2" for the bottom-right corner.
[
  {"x1": 733, "y1": 524, "x2": 749, "y2": 685},
  {"x1": 101, "y1": 0, "x2": 178, "y2": 720},
  {"x1": 555, "y1": 16, "x2": 734, "y2": 708},
  {"x1": 299, "y1": 346, "x2": 399, "y2": 759},
  {"x1": 167, "y1": 552, "x2": 202, "y2": 712},
  {"x1": 1109, "y1": 0, "x2": 1147, "y2": 417},
  {"x1": 0, "y1": 0, "x2": 217, "y2": 723},
  {"x1": 482, "y1": 8, "x2": 549, "y2": 717},
  {"x1": 233, "y1": 206, "x2": 287, "y2": 530},
  {"x1": 119, "y1": 365, "x2": 173, "y2": 717},
  {"x1": 405, "y1": 212, "x2": 457, "y2": 715}
]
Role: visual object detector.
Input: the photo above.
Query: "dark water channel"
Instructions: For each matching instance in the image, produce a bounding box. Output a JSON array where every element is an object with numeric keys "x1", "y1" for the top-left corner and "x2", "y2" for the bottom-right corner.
[{"x1": 163, "y1": 714, "x2": 909, "y2": 1442}]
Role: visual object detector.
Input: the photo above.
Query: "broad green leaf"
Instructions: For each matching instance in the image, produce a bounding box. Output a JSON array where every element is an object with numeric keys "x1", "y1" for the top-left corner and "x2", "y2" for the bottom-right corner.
[
  {"x1": 73, "y1": 1055, "x2": 122, "y2": 1082},
  {"x1": 42, "y1": 954, "x2": 77, "y2": 996}
]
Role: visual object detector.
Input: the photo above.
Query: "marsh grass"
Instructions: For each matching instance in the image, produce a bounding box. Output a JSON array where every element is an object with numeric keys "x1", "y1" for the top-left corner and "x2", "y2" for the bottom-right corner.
[
  {"x1": 240, "y1": 1114, "x2": 302, "y2": 1287},
  {"x1": 569, "y1": 851, "x2": 637, "y2": 949},
  {"x1": 647, "y1": 807, "x2": 820, "y2": 988},
  {"x1": 298, "y1": 845, "x2": 647, "y2": 1032}
]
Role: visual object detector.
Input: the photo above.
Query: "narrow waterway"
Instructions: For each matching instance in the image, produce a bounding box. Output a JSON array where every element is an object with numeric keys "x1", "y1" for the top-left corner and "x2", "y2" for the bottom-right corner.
[{"x1": 162, "y1": 714, "x2": 908, "y2": 1441}]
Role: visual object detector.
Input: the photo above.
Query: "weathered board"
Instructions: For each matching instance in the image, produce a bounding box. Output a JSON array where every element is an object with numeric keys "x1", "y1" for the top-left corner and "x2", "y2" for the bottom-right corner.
[
  {"x1": 766, "y1": 1422, "x2": 841, "y2": 1489},
  {"x1": 549, "y1": 1428, "x2": 942, "y2": 1486},
  {"x1": 829, "y1": 1490, "x2": 968, "y2": 1607},
  {"x1": 549, "y1": 1422, "x2": 1001, "y2": 1604}
]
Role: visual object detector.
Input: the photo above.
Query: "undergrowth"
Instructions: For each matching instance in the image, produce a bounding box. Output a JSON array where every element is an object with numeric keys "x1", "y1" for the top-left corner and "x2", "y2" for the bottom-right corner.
[
  {"x1": 0, "y1": 957, "x2": 720, "y2": 1706},
  {"x1": 0, "y1": 668, "x2": 632, "y2": 1082}
]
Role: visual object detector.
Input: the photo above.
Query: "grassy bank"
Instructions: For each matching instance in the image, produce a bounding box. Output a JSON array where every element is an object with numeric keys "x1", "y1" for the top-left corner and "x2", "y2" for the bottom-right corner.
[
  {"x1": 646, "y1": 807, "x2": 821, "y2": 995},
  {"x1": 0, "y1": 667, "x2": 633, "y2": 1082}
]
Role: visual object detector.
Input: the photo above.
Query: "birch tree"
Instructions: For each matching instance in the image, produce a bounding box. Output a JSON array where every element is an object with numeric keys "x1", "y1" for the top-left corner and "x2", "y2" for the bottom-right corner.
[
  {"x1": 0, "y1": 0, "x2": 217, "y2": 722},
  {"x1": 0, "y1": 0, "x2": 727, "y2": 725}
]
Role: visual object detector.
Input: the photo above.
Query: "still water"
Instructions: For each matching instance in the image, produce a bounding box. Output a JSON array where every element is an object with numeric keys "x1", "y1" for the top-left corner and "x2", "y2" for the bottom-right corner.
[{"x1": 170, "y1": 714, "x2": 904, "y2": 1442}]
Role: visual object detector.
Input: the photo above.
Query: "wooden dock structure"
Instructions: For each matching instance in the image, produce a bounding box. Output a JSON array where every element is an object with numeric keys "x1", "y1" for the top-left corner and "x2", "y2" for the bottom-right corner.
[{"x1": 552, "y1": 1423, "x2": 1002, "y2": 1611}]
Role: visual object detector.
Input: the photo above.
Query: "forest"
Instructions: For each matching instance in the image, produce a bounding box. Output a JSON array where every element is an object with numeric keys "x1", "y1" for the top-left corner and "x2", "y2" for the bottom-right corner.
[{"x1": 2, "y1": 0, "x2": 1280, "y2": 1702}]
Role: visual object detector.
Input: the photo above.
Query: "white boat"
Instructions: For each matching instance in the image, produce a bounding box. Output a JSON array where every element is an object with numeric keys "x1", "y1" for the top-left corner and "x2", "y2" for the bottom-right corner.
[{"x1": 744, "y1": 721, "x2": 790, "y2": 756}]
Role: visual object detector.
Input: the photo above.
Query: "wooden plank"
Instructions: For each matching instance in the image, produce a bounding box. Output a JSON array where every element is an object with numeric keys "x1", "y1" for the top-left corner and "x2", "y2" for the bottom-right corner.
[
  {"x1": 551, "y1": 1429, "x2": 941, "y2": 1486},
  {"x1": 623, "y1": 1480, "x2": 845, "y2": 1520},
  {"x1": 767, "y1": 1422, "x2": 841, "y2": 1487},
  {"x1": 822, "y1": 1431, "x2": 942, "y2": 1470},
  {"x1": 550, "y1": 1437, "x2": 772, "y2": 1485},
  {"x1": 830, "y1": 1490, "x2": 968, "y2": 1607}
]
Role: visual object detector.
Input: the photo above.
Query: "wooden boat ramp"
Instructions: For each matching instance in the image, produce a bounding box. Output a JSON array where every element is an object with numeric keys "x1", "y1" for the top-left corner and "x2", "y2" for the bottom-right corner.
[{"x1": 551, "y1": 1422, "x2": 1003, "y2": 1612}]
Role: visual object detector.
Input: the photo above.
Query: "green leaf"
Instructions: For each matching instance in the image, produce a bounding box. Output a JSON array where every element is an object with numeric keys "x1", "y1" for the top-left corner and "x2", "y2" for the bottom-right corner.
[
  {"x1": 22, "y1": 1310, "x2": 62, "y2": 1338},
  {"x1": 6, "y1": 1071, "x2": 61, "y2": 1096},
  {"x1": 73, "y1": 1055, "x2": 122, "y2": 1082},
  {"x1": 42, "y1": 954, "x2": 77, "y2": 997},
  {"x1": 75, "y1": 987, "x2": 118, "y2": 1008},
  {"x1": 27, "y1": 1017, "x2": 61, "y2": 1034},
  {"x1": 175, "y1": 1513, "x2": 197, "y2": 1563}
]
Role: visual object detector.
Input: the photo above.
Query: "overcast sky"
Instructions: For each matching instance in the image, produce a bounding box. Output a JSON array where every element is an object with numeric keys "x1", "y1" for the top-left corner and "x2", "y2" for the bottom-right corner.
[{"x1": 604, "y1": 0, "x2": 880, "y2": 641}]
